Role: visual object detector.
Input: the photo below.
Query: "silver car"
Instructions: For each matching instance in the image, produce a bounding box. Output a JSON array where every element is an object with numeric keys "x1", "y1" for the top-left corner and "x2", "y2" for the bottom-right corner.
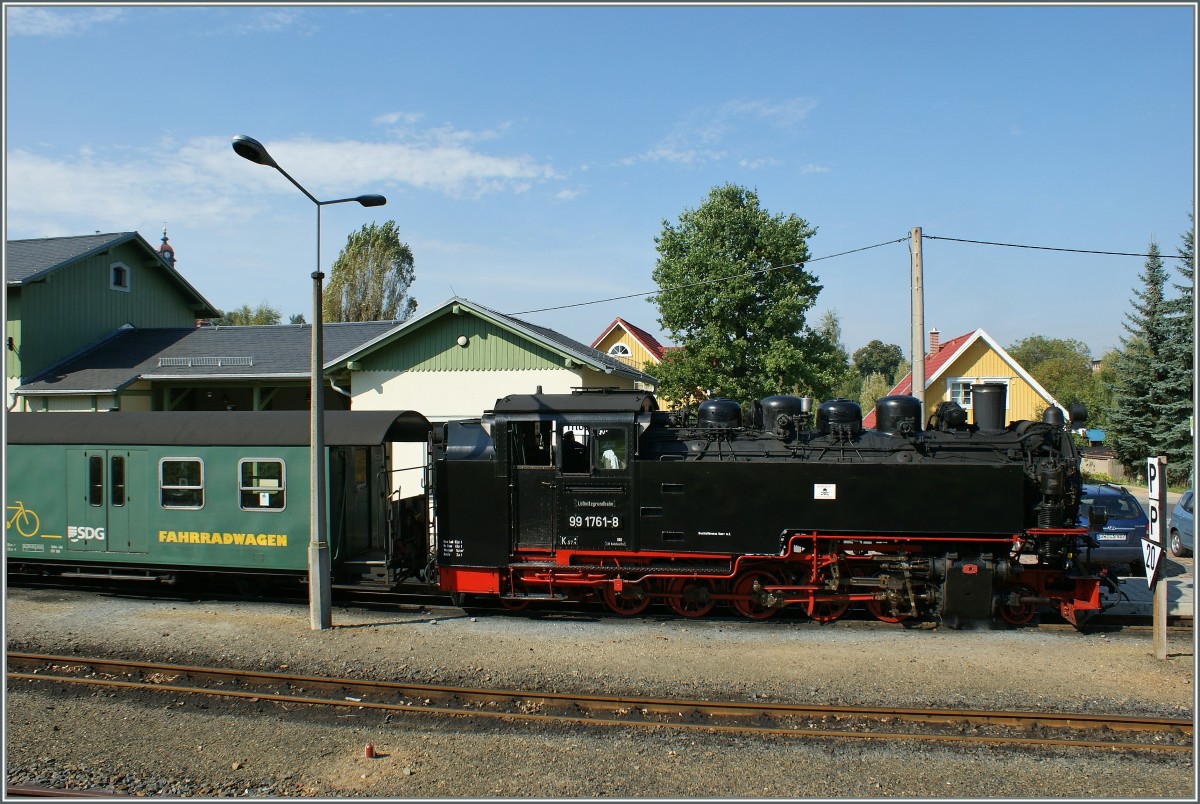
[{"x1": 1169, "y1": 490, "x2": 1194, "y2": 557}]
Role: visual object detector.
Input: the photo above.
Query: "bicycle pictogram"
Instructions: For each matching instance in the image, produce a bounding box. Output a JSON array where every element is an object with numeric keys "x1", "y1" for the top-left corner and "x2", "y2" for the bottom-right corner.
[{"x1": 6, "y1": 501, "x2": 41, "y2": 537}]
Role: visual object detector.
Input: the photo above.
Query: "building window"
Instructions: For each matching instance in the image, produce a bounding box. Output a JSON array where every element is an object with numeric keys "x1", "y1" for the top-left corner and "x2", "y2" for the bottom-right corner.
[
  {"x1": 948, "y1": 377, "x2": 1011, "y2": 409},
  {"x1": 239, "y1": 459, "x2": 285, "y2": 511},
  {"x1": 160, "y1": 458, "x2": 204, "y2": 508},
  {"x1": 607, "y1": 343, "x2": 632, "y2": 357},
  {"x1": 110, "y1": 262, "x2": 131, "y2": 292},
  {"x1": 948, "y1": 379, "x2": 973, "y2": 408}
]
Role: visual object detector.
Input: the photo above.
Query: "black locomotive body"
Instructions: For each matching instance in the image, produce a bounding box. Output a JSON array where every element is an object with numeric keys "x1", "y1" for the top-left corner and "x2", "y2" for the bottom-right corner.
[{"x1": 434, "y1": 386, "x2": 1105, "y2": 627}]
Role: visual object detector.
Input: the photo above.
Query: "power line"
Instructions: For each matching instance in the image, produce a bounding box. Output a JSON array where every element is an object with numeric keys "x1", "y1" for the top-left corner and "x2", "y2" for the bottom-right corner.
[
  {"x1": 923, "y1": 234, "x2": 1188, "y2": 260},
  {"x1": 509, "y1": 236, "x2": 908, "y2": 316},
  {"x1": 508, "y1": 230, "x2": 1186, "y2": 318}
]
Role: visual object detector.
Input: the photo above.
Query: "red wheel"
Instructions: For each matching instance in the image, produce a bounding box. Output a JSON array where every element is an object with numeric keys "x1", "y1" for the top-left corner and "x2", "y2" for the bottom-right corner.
[
  {"x1": 732, "y1": 570, "x2": 783, "y2": 620},
  {"x1": 865, "y1": 598, "x2": 910, "y2": 623},
  {"x1": 806, "y1": 596, "x2": 850, "y2": 624},
  {"x1": 998, "y1": 584, "x2": 1037, "y2": 626},
  {"x1": 603, "y1": 583, "x2": 651, "y2": 616},
  {"x1": 498, "y1": 577, "x2": 529, "y2": 611},
  {"x1": 666, "y1": 578, "x2": 716, "y2": 618}
]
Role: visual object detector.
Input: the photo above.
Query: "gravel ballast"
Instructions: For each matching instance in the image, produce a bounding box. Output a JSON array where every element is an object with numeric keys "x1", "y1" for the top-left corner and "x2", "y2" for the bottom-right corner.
[{"x1": 4, "y1": 585, "x2": 1196, "y2": 798}]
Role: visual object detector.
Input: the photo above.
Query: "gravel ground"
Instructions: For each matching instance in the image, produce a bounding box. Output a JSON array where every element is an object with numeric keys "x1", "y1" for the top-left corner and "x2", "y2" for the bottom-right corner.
[{"x1": 4, "y1": 585, "x2": 1196, "y2": 799}]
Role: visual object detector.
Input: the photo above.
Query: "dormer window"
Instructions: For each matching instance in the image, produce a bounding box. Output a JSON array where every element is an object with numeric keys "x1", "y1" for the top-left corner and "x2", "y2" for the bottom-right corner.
[
  {"x1": 607, "y1": 343, "x2": 631, "y2": 357},
  {"x1": 110, "y1": 261, "x2": 131, "y2": 292}
]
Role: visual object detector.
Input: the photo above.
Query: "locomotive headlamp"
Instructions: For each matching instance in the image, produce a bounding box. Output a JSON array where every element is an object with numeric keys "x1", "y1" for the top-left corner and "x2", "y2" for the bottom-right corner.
[{"x1": 456, "y1": 335, "x2": 469, "y2": 347}]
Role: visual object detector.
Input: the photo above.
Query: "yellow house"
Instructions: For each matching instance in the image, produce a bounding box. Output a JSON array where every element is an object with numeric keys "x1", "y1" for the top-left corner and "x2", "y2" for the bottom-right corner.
[
  {"x1": 591, "y1": 317, "x2": 667, "y2": 375},
  {"x1": 862, "y1": 328, "x2": 1065, "y2": 428}
]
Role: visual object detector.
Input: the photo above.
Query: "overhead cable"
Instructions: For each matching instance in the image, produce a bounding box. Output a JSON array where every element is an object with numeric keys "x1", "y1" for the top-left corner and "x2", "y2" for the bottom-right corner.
[{"x1": 923, "y1": 234, "x2": 1188, "y2": 260}]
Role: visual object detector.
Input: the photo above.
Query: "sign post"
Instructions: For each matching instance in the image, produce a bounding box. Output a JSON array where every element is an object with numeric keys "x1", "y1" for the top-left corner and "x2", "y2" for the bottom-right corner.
[{"x1": 1145, "y1": 456, "x2": 1168, "y2": 660}]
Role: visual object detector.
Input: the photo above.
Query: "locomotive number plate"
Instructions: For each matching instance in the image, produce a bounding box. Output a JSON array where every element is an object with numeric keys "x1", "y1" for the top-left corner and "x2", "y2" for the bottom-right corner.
[{"x1": 568, "y1": 515, "x2": 621, "y2": 529}]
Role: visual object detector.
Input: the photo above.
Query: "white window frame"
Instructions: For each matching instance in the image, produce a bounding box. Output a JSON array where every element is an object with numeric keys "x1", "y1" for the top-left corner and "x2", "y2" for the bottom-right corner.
[
  {"x1": 159, "y1": 457, "x2": 204, "y2": 509},
  {"x1": 110, "y1": 261, "x2": 131, "y2": 292},
  {"x1": 238, "y1": 458, "x2": 286, "y2": 512},
  {"x1": 947, "y1": 377, "x2": 1011, "y2": 409},
  {"x1": 607, "y1": 343, "x2": 632, "y2": 357}
]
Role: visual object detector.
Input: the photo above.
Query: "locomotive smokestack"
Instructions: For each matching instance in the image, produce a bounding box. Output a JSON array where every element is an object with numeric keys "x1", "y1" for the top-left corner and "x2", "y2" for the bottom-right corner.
[{"x1": 971, "y1": 383, "x2": 1007, "y2": 432}]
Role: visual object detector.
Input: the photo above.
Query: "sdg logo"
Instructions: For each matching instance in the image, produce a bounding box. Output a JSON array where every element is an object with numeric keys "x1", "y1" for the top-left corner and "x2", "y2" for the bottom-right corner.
[{"x1": 67, "y1": 525, "x2": 106, "y2": 543}]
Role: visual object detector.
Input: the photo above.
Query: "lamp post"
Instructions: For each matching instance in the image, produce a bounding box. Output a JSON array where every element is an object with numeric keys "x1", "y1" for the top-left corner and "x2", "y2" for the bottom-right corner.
[{"x1": 232, "y1": 134, "x2": 386, "y2": 630}]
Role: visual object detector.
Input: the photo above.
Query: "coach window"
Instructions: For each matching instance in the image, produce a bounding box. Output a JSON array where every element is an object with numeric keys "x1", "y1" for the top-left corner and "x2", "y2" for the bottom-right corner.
[
  {"x1": 239, "y1": 459, "x2": 285, "y2": 511},
  {"x1": 110, "y1": 455, "x2": 126, "y2": 507},
  {"x1": 593, "y1": 428, "x2": 627, "y2": 471},
  {"x1": 160, "y1": 458, "x2": 204, "y2": 509},
  {"x1": 88, "y1": 456, "x2": 104, "y2": 507}
]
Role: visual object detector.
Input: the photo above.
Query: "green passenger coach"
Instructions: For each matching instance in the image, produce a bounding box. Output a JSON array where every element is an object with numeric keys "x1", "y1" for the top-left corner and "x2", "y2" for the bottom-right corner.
[{"x1": 6, "y1": 411, "x2": 431, "y2": 586}]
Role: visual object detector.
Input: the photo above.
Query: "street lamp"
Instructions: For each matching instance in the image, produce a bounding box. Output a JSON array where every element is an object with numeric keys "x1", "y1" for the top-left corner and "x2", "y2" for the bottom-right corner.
[{"x1": 232, "y1": 134, "x2": 386, "y2": 630}]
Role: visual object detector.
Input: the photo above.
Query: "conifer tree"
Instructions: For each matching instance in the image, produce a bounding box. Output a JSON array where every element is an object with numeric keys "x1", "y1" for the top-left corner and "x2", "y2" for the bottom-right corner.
[
  {"x1": 1155, "y1": 214, "x2": 1195, "y2": 484},
  {"x1": 1106, "y1": 242, "x2": 1172, "y2": 478}
]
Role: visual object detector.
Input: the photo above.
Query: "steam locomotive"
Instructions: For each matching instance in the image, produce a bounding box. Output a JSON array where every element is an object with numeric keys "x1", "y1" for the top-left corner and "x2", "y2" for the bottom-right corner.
[{"x1": 5, "y1": 384, "x2": 1105, "y2": 627}]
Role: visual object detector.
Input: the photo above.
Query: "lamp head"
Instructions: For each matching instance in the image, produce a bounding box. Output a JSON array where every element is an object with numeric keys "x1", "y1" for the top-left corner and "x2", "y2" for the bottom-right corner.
[
  {"x1": 231, "y1": 135, "x2": 277, "y2": 168},
  {"x1": 356, "y1": 194, "x2": 387, "y2": 207}
]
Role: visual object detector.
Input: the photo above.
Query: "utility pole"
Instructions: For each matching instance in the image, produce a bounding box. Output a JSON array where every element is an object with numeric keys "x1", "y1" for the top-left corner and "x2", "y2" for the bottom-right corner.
[{"x1": 910, "y1": 227, "x2": 925, "y2": 419}]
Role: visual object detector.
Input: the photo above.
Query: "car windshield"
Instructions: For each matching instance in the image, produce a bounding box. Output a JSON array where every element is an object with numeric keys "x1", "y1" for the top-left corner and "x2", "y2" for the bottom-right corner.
[{"x1": 1082, "y1": 495, "x2": 1143, "y2": 519}]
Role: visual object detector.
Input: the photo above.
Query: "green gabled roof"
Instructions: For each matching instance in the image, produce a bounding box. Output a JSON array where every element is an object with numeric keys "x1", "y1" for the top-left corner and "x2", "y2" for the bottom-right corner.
[{"x1": 331, "y1": 297, "x2": 657, "y2": 383}]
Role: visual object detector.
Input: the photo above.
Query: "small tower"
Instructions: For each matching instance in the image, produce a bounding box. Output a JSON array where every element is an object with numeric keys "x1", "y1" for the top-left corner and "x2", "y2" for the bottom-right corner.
[{"x1": 158, "y1": 224, "x2": 176, "y2": 268}]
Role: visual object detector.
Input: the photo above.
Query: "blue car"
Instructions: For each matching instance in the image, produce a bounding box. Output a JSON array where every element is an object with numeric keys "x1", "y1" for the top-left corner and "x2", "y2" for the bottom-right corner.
[
  {"x1": 1169, "y1": 490, "x2": 1194, "y2": 558},
  {"x1": 1078, "y1": 484, "x2": 1150, "y2": 576}
]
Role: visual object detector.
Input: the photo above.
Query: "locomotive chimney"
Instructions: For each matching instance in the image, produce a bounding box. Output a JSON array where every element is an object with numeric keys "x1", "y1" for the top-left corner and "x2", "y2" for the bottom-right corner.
[{"x1": 928, "y1": 328, "x2": 940, "y2": 355}]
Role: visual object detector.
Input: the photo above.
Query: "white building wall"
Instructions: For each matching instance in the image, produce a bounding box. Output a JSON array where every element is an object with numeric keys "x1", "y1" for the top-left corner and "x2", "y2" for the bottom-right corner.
[{"x1": 349, "y1": 369, "x2": 589, "y2": 420}]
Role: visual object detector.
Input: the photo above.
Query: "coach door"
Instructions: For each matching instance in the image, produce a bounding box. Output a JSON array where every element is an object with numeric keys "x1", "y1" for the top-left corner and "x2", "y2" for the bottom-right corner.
[{"x1": 66, "y1": 449, "x2": 149, "y2": 553}]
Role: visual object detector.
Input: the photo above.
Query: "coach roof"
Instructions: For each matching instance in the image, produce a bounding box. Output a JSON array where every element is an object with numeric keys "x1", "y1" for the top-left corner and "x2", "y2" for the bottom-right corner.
[{"x1": 6, "y1": 410, "x2": 432, "y2": 447}]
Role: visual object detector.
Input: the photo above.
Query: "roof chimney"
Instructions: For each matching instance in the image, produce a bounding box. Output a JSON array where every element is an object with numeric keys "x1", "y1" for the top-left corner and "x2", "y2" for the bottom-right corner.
[{"x1": 929, "y1": 328, "x2": 940, "y2": 355}]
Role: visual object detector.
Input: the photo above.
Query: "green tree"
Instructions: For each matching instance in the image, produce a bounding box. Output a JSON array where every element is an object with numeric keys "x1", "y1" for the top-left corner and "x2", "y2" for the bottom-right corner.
[
  {"x1": 1155, "y1": 213, "x2": 1195, "y2": 483},
  {"x1": 1007, "y1": 335, "x2": 1105, "y2": 425},
  {"x1": 851, "y1": 340, "x2": 905, "y2": 382},
  {"x1": 324, "y1": 220, "x2": 418, "y2": 323},
  {"x1": 650, "y1": 184, "x2": 835, "y2": 405},
  {"x1": 212, "y1": 302, "x2": 282, "y2": 326},
  {"x1": 859, "y1": 372, "x2": 894, "y2": 413},
  {"x1": 1106, "y1": 242, "x2": 1173, "y2": 477}
]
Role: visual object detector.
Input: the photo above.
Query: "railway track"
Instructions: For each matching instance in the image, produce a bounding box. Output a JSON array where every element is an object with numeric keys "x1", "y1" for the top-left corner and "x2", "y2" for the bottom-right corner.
[{"x1": 7, "y1": 652, "x2": 1191, "y2": 753}]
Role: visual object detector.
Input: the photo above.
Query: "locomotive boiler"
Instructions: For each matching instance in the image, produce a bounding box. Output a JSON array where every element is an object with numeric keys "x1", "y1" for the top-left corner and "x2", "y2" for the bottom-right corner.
[{"x1": 434, "y1": 385, "x2": 1105, "y2": 627}]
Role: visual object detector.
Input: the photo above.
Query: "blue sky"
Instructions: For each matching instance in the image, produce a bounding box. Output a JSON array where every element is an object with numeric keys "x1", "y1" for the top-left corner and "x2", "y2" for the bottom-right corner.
[{"x1": 4, "y1": 3, "x2": 1195, "y2": 362}]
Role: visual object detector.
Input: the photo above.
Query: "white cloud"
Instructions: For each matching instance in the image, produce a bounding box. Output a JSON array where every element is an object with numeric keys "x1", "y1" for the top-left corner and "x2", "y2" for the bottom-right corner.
[
  {"x1": 4, "y1": 7, "x2": 126, "y2": 37},
  {"x1": 5, "y1": 129, "x2": 562, "y2": 238},
  {"x1": 624, "y1": 96, "x2": 819, "y2": 167},
  {"x1": 799, "y1": 163, "x2": 830, "y2": 175}
]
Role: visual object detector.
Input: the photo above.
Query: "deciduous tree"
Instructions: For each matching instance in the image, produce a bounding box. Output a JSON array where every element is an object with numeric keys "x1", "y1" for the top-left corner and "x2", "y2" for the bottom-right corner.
[
  {"x1": 851, "y1": 340, "x2": 905, "y2": 382},
  {"x1": 211, "y1": 302, "x2": 282, "y2": 326},
  {"x1": 324, "y1": 220, "x2": 418, "y2": 323},
  {"x1": 650, "y1": 184, "x2": 836, "y2": 407}
]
